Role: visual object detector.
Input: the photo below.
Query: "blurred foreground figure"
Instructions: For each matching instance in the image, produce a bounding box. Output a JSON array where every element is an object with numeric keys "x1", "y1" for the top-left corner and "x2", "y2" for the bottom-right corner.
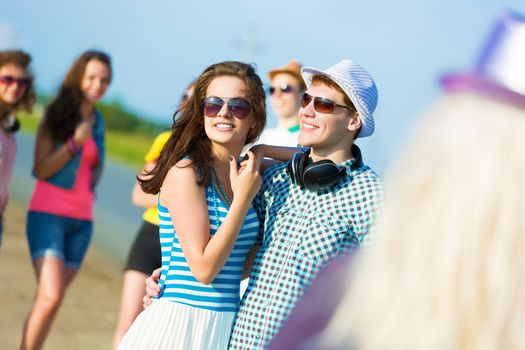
[{"x1": 316, "y1": 11, "x2": 525, "y2": 350}]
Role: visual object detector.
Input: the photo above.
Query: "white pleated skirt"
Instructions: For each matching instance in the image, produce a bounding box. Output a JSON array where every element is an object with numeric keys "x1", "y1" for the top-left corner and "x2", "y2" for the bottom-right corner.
[{"x1": 117, "y1": 299, "x2": 236, "y2": 350}]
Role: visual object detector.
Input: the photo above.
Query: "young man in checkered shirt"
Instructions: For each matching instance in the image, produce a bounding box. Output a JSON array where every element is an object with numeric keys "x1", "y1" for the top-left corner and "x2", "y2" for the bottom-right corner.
[
  {"x1": 228, "y1": 59, "x2": 384, "y2": 349},
  {"x1": 144, "y1": 59, "x2": 383, "y2": 349}
]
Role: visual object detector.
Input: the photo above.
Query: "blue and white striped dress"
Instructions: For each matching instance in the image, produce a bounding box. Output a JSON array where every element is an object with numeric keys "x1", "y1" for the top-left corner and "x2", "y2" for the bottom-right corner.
[{"x1": 118, "y1": 184, "x2": 259, "y2": 350}]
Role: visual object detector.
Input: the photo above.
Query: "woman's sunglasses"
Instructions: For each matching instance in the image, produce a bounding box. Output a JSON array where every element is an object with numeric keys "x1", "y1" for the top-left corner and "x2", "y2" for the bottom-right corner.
[
  {"x1": 268, "y1": 83, "x2": 295, "y2": 95},
  {"x1": 300, "y1": 92, "x2": 355, "y2": 114},
  {"x1": 202, "y1": 96, "x2": 252, "y2": 119},
  {"x1": 0, "y1": 75, "x2": 32, "y2": 88}
]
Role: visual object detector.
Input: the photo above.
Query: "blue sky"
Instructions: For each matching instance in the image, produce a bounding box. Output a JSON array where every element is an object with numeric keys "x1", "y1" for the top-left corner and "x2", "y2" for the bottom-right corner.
[{"x1": 2, "y1": 0, "x2": 525, "y2": 172}]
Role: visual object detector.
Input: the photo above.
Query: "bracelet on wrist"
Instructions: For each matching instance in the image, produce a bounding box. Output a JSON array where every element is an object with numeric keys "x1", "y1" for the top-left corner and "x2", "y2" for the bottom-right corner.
[{"x1": 66, "y1": 138, "x2": 80, "y2": 155}]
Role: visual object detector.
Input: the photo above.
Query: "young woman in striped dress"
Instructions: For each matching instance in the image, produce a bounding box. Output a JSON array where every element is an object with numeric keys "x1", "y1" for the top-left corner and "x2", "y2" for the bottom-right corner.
[{"x1": 117, "y1": 61, "x2": 266, "y2": 350}]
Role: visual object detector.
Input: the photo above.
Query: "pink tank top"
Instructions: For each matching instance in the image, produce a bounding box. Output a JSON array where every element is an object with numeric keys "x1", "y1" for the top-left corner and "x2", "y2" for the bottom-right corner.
[{"x1": 29, "y1": 137, "x2": 98, "y2": 220}]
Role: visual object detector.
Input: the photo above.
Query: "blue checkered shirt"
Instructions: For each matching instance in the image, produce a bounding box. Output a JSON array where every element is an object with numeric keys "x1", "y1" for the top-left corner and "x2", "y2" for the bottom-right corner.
[{"x1": 229, "y1": 157, "x2": 384, "y2": 349}]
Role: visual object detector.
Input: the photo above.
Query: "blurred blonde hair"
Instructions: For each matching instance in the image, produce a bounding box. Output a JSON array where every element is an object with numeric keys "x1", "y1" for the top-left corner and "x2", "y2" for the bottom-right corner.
[{"x1": 322, "y1": 92, "x2": 525, "y2": 350}]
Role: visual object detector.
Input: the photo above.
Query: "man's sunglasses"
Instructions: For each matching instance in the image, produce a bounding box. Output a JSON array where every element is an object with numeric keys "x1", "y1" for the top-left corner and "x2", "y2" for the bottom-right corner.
[
  {"x1": 0, "y1": 75, "x2": 32, "y2": 88},
  {"x1": 300, "y1": 92, "x2": 355, "y2": 114},
  {"x1": 268, "y1": 83, "x2": 295, "y2": 95},
  {"x1": 202, "y1": 96, "x2": 252, "y2": 119}
]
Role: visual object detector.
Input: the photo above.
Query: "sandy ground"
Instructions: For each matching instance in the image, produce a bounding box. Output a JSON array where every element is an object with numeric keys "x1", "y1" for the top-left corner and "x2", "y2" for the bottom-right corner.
[{"x1": 0, "y1": 198, "x2": 124, "y2": 350}]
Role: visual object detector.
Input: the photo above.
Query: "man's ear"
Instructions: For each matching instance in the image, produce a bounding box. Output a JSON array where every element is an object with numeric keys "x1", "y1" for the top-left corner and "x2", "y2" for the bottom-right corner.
[{"x1": 347, "y1": 112, "x2": 362, "y2": 132}]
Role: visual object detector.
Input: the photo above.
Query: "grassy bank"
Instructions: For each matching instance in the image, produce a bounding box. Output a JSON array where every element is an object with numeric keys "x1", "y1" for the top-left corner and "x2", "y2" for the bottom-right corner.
[{"x1": 17, "y1": 106, "x2": 162, "y2": 170}]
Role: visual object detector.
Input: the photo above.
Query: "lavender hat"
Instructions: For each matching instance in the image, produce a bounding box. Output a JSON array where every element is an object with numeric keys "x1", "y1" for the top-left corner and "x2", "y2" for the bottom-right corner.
[
  {"x1": 301, "y1": 59, "x2": 378, "y2": 138},
  {"x1": 441, "y1": 11, "x2": 525, "y2": 107}
]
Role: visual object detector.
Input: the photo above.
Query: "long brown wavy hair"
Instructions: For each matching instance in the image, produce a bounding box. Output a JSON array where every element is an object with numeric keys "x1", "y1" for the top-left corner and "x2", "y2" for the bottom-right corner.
[
  {"x1": 0, "y1": 50, "x2": 36, "y2": 131},
  {"x1": 42, "y1": 50, "x2": 112, "y2": 142},
  {"x1": 141, "y1": 61, "x2": 266, "y2": 194}
]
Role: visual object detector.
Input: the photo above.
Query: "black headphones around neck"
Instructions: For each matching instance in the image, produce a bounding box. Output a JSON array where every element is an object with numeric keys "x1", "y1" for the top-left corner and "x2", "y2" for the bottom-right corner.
[
  {"x1": 286, "y1": 144, "x2": 363, "y2": 193},
  {"x1": 1, "y1": 114, "x2": 20, "y2": 133}
]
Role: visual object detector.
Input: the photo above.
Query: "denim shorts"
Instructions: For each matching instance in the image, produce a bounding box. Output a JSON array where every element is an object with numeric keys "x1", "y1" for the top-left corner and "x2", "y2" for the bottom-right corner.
[{"x1": 26, "y1": 211, "x2": 93, "y2": 270}]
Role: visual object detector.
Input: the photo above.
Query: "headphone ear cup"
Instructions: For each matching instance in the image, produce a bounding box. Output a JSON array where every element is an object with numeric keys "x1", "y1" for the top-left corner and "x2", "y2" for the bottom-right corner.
[
  {"x1": 303, "y1": 160, "x2": 345, "y2": 192},
  {"x1": 287, "y1": 153, "x2": 300, "y2": 186},
  {"x1": 287, "y1": 152, "x2": 310, "y2": 188},
  {"x1": 295, "y1": 152, "x2": 310, "y2": 188}
]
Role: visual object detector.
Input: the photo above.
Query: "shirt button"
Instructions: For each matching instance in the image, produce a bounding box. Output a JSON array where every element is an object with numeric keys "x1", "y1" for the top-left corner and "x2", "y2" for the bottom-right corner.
[
  {"x1": 285, "y1": 241, "x2": 291, "y2": 247},
  {"x1": 256, "y1": 334, "x2": 261, "y2": 339},
  {"x1": 264, "y1": 300, "x2": 269, "y2": 306}
]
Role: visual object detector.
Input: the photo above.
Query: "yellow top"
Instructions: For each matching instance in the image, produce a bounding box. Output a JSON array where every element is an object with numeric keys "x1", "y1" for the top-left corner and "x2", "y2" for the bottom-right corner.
[{"x1": 141, "y1": 131, "x2": 170, "y2": 225}]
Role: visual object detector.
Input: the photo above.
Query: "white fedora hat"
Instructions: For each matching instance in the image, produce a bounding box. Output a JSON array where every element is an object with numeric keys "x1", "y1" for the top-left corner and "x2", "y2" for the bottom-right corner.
[{"x1": 301, "y1": 58, "x2": 379, "y2": 138}]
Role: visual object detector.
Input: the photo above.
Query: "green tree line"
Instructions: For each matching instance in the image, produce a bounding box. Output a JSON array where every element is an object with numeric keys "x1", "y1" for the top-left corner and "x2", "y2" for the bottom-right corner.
[{"x1": 36, "y1": 94, "x2": 169, "y2": 136}]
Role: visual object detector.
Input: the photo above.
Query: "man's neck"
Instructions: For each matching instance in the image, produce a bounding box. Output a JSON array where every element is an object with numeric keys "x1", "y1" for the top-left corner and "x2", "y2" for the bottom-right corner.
[{"x1": 309, "y1": 147, "x2": 354, "y2": 164}]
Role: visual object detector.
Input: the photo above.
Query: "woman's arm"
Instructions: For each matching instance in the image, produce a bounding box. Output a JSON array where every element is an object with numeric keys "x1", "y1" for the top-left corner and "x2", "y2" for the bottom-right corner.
[
  {"x1": 161, "y1": 153, "x2": 262, "y2": 285},
  {"x1": 246, "y1": 144, "x2": 300, "y2": 171},
  {"x1": 131, "y1": 162, "x2": 158, "y2": 208},
  {"x1": 33, "y1": 118, "x2": 92, "y2": 180},
  {"x1": 250, "y1": 144, "x2": 300, "y2": 161}
]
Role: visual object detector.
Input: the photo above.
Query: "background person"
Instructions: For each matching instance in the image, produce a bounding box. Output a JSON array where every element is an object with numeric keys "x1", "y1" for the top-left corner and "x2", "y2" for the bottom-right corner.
[
  {"x1": 20, "y1": 50, "x2": 112, "y2": 350},
  {"x1": 257, "y1": 59, "x2": 306, "y2": 147},
  {"x1": 0, "y1": 50, "x2": 35, "y2": 248}
]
